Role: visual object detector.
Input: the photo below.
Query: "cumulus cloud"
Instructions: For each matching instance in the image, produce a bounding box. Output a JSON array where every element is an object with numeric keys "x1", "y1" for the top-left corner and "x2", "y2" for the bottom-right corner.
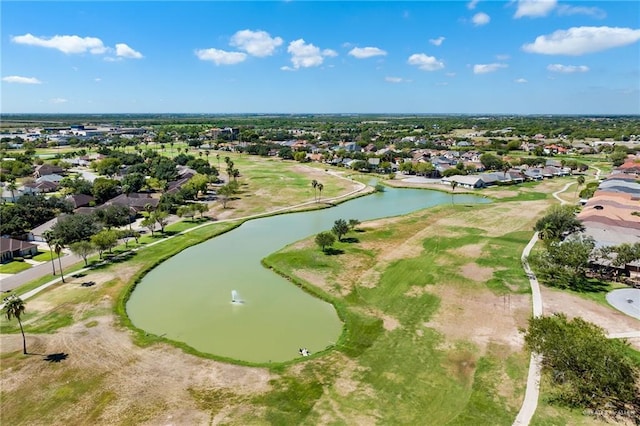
[
  {"x1": 429, "y1": 36, "x2": 445, "y2": 46},
  {"x1": 467, "y1": 0, "x2": 480, "y2": 10},
  {"x1": 473, "y1": 63, "x2": 508, "y2": 74},
  {"x1": 195, "y1": 48, "x2": 247, "y2": 65},
  {"x1": 514, "y1": 0, "x2": 557, "y2": 18},
  {"x1": 2, "y1": 75, "x2": 42, "y2": 84},
  {"x1": 115, "y1": 43, "x2": 143, "y2": 59},
  {"x1": 515, "y1": 78, "x2": 528, "y2": 83},
  {"x1": 385, "y1": 76, "x2": 411, "y2": 83},
  {"x1": 50, "y1": 98, "x2": 68, "y2": 104},
  {"x1": 547, "y1": 64, "x2": 589, "y2": 73},
  {"x1": 12, "y1": 33, "x2": 107, "y2": 54},
  {"x1": 229, "y1": 29, "x2": 283, "y2": 57},
  {"x1": 522, "y1": 26, "x2": 640, "y2": 55},
  {"x1": 407, "y1": 53, "x2": 445, "y2": 71},
  {"x1": 348, "y1": 46, "x2": 387, "y2": 59},
  {"x1": 286, "y1": 39, "x2": 336, "y2": 69},
  {"x1": 472, "y1": 12, "x2": 491, "y2": 26}
]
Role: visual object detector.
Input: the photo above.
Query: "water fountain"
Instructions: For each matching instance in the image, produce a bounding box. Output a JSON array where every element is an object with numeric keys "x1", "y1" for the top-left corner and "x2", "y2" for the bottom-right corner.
[{"x1": 231, "y1": 290, "x2": 242, "y2": 304}]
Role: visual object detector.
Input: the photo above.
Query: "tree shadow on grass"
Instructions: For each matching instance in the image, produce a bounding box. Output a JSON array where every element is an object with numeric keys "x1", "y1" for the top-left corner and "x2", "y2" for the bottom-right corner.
[
  {"x1": 323, "y1": 248, "x2": 344, "y2": 256},
  {"x1": 43, "y1": 352, "x2": 68, "y2": 363},
  {"x1": 576, "y1": 278, "x2": 610, "y2": 293},
  {"x1": 341, "y1": 237, "x2": 360, "y2": 244}
]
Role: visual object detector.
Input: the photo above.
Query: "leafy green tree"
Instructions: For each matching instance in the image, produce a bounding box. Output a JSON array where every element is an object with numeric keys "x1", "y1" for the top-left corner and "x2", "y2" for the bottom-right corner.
[
  {"x1": 332, "y1": 219, "x2": 350, "y2": 242},
  {"x1": 479, "y1": 153, "x2": 504, "y2": 171},
  {"x1": 91, "y1": 229, "x2": 118, "y2": 258},
  {"x1": 534, "y1": 204, "x2": 584, "y2": 244},
  {"x1": 195, "y1": 202, "x2": 209, "y2": 218},
  {"x1": 141, "y1": 216, "x2": 156, "y2": 236},
  {"x1": 348, "y1": 219, "x2": 360, "y2": 230},
  {"x1": 177, "y1": 204, "x2": 196, "y2": 221},
  {"x1": 575, "y1": 175, "x2": 585, "y2": 197},
  {"x1": 217, "y1": 184, "x2": 236, "y2": 209},
  {"x1": 153, "y1": 210, "x2": 169, "y2": 233},
  {"x1": 3, "y1": 295, "x2": 27, "y2": 354},
  {"x1": 69, "y1": 241, "x2": 95, "y2": 266},
  {"x1": 315, "y1": 232, "x2": 336, "y2": 252},
  {"x1": 524, "y1": 314, "x2": 639, "y2": 415},
  {"x1": 94, "y1": 205, "x2": 131, "y2": 229},
  {"x1": 92, "y1": 178, "x2": 120, "y2": 204},
  {"x1": 121, "y1": 172, "x2": 145, "y2": 193},
  {"x1": 529, "y1": 235, "x2": 595, "y2": 290},
  {"x1": 51, "y1": 214, "x2": 101, "y2": 245},
  {"x1": 94, "y1": 157, "x2": 122, "y2": 176}
]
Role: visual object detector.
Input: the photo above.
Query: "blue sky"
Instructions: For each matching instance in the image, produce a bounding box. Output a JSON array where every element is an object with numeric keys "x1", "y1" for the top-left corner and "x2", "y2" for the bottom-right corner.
[{"x1": 2, "y1": 1, "x2": 639, "y2": 114}]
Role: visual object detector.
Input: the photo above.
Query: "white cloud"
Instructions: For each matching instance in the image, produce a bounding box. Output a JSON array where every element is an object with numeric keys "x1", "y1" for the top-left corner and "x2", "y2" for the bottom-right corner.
[
  {"x1": 473, "y1": 63, "x2": 508, "y2": 74},
  {"x1": 407, "y1": 53, "x2": 445, "y2": 71},
  {"x1": 445, "y1": 72, "x2": 457, "y2": 77},
  {"x1": 522, "y1": 26, "x2": 640, "y2": 56},
  {"x1": 2, "y1": 75, "x2": 42, "y2": 84},
  {"x1": 514, "y1": 0, "x2": 557, "y2": 19},
  {"x1": 467, "y1": 0, "x2": 480, "y2": 10},
  {"x1": 515, "y1": 78, "x2": 528, "y2": 83},
  {"x1": 115, "y1": 43, "x2": 143, "y2": 59},
  {"x1": 556, "y1": 5, "x2": 606, "y2": 19},
  {"x1": 229, "y1": 29, "x2": 283, "y2": 57},
  {"x1": 50, "y1": 98, "x2": 68, "y2": 104},
  {"x1": 12, "y1": 33, "x2": 107, "y2": 54},
  {"x1": 429, "y1": 36, "x2": 445, "y2": 46},
  {"x1": 195, "y1": 48, "x2": 247, "y2": 65},
  {"x1": 94, "y1": 77, "x2": 102, "y2": 82},
  {"x1": 496, "y1": 54, "x2": 510, "y2": 60},
  {"x1": 547, "y1": 64, "x2": 589, "y2": 73},
  {"x1": 385, "y1": 76, "x2": 411, "y2": 83},
  {"x1": 286, "y1": 39, "x2": 335, "y2": 69},
  {"x1": 472, "y1": 12, "x2": 491, "y2": 26},
  {"x1": 348, "y1": 46, "x2": 387, "y2": 59}
]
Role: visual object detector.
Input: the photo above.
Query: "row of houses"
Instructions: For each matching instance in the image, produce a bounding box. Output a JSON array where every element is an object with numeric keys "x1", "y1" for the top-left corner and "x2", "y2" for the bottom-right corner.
[
  {"x1": 578, "y1": 156, "x2": 640, "y2": 279},
  {"x1": 439, "y1": 165, "x2": 570, "y2": 189}
]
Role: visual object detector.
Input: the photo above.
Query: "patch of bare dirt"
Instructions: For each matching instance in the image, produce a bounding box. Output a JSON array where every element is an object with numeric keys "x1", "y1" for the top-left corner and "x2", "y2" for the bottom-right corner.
[
  {"x1": 0, "y1": 314, "x2": 273, "y2": 424},
  {"x1": 423, "y1": 285, "x2": 531, "y2": 354},
  {"x1": 452, "y1": 243, "x2": 485, "y2": 258},
  {"x1": 540, "y1": 286, "x2": 640, "y2": 350},
  {"x1": 459, "y1": 263, "x2": 495, "y2": 282}
]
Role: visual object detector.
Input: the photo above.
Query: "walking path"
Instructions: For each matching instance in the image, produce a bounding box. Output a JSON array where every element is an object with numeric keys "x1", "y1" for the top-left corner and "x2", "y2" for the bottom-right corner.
[
  {"x1": 514, "y1": 166, "x2": 604, "y2": 426},
  {"x1": 1, "y1": 172, "x2": 367, "y2": 306}
]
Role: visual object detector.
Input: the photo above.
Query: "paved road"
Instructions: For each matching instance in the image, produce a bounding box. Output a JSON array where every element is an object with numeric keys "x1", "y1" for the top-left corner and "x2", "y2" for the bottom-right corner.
[{"x1": 1, "y1": 252, "x2": 81, "y2": 292}]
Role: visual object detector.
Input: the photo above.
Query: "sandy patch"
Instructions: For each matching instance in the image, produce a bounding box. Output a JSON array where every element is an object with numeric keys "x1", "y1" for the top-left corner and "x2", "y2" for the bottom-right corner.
[
  {"x1": 459, "y1": 263, "x2": 495, "y2": 282},
  {"x1": 0, "y1": 314, "x2": 273, "y2": 424},
  {"x1": 540, "y1": 286, "x2": 640, "y2": 350},
  {"x1": 424, "y1": 285, "x2": 531, "y2": 354}
]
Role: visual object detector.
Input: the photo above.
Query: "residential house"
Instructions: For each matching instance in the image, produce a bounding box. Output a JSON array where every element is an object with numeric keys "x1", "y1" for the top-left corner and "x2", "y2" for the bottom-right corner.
[
  {"x1": 441, "y1": 175, "x2": 485, "y2": 189},
  {"x1": 1, "y1": 237, "x2": 38, "y2": 262},
  {"x1": 34, "y1": 164, "x2": 65, "y2": 178},
  {"x1": 66, "y1": 194, "x2": 95, "y2": 209}
]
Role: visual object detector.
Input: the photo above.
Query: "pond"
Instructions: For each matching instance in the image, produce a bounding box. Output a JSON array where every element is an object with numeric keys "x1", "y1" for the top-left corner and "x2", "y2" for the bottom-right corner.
[{"x1": 126, "y1": 187, "x2": 490, "y2": 363}]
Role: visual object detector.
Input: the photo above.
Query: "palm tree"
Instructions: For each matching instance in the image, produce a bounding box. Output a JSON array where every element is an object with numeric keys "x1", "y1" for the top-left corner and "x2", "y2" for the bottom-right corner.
[
  {"x1": 216, "y1": 153, "x2": 221, "y2": 170},
  {"x1": 42, "y1": 230, "x2": 56, "y2": 276},
  {"x1": 575, "y1": 175, "x2": 585, "y2": 197},
  {"x1": 205, "y1": 150, "x2": 210, "y2": 164},
  {"x1": 3, "y1": 294, "x2": 27, "y2": 354},
  {"x1": 54, "y1": 241, "x2": 66, "y2": 283},
  {"x1": 311, "y1": 179, "x2": 318, "y2": 202},
  {"x1": 6, "y1": 179, "x2": 18, "y2": 202},
  {"x1": 317, "y1": 183, "x2": 324, "y2": 201},
  {"x1": 451, "y1": 180, "x2": 458, "y2": 204}
]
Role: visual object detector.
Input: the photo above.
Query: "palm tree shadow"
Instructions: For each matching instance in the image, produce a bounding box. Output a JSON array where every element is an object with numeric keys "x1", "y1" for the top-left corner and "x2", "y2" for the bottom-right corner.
[
  {"x1": 341, "y1": 237, "x2": 360, "y2": 243},
  {"x1": 43, "y1": 352, "x2": 69, "y2": 363}
]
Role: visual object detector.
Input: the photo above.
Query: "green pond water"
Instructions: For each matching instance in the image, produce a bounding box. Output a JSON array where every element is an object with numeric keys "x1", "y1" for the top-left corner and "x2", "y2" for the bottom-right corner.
[{"x1": 126, "y1": 187, "x2": 490, "y2": 363}]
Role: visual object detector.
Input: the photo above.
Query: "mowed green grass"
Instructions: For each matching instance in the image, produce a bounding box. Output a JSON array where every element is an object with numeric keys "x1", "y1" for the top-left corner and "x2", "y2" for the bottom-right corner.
[
  {"x1": 259, "y1": 203, "x2": 533, "y2": 424},
  {"x1": 0, "y1": 260, "x2": 32, "y2": 274}
]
